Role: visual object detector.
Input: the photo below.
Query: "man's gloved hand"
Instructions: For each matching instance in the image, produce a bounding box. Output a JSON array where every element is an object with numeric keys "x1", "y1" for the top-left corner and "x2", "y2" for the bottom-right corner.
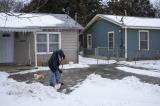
[{"x1": 59, "y1": 69, "x2": 63, "y2": 73}]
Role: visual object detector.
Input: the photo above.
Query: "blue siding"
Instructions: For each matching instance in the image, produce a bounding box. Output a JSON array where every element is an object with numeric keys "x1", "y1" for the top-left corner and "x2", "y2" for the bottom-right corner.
[
  {"x1": 127, "y1": 29, "x2": 139, "y2": 57},
  {"x1": 150, "y1": 30, "x2": 160, "y2": 49},
  {"x1": 127, "y1": 29, "x2": 160, "y2": 58},
  {"x1": 85, "y1": 18, "x2": 160, "y2": 59},
  {"x1": 86, "y1": 19, "x2": 122, "y2": 49}
]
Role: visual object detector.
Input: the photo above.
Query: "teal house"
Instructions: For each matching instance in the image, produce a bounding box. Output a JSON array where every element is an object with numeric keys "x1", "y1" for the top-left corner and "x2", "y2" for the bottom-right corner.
[{"x1": 83, "y1": 14, "x2": 160, "y2": 59}]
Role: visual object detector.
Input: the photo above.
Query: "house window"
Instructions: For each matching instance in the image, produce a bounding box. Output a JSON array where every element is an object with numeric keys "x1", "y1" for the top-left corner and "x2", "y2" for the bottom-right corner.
[
  {"x1": 139, "y1": 31, "x2": 149, "y2": 50},
  {"x1": 49, "y1": 34, "x2": 59, "y2": 52},
  {"x1": 36, "y1": 32, "x2": 60, "y2": 53},
  {"x1": 108, "y1": 32, "x2": 114, "y2": 49},
  {"x1": 87, "y1": 34, "x2": 92, "y2": 49},
  {"x1": 37, "y1": 34, "x2": 47, "y2": 52}
]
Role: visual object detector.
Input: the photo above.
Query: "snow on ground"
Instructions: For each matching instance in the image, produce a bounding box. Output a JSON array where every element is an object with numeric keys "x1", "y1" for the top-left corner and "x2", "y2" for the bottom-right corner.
[
  {"x1": 11, "y1": 67, "x2": 50, "y2": 75},
  {"x1": 0, "y1": 72, "x2": 160, "y2": 106},
  {"x1": 11, "y1": 64, "x2": 89, "y2": 75},
  {"x1": 117, "y1": 60, "x2": 160, "y2": 78},
  {"x1": 10, "y1": 55, "x2": 160, "y2": 78},
  {"x1": 116, "y1": 66, "x2": 160, "y2": 78},
  {"x1": 119, "y1": 60, "x2": 160, "y2": 70},
  {"x1": 79, "y1": 55, "x2": 116, "y2": 65},
  {"x1": 12, "y1": 55, "x2": 116, "y2": 75}
]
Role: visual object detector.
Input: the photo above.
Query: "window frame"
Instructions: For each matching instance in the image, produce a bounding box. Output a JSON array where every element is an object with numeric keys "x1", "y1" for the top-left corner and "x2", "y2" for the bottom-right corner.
[
  {"x1": 36, "y1": 32, "x2": 61, "y2": 54},
  {"x1": 108, "y1": 31, "x2": 115, "y2": 50},
  {"x1": 139, "y1": 30, "x2": 149, "y2": 51},
  {"x1": 87, "y1": 34, "x2": 92, "y2": 49}
]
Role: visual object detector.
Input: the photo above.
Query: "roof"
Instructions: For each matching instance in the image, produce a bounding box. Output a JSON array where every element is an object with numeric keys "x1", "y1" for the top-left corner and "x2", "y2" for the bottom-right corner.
[
  {"x1": 85, "y1": 14, "x2": 160, "y2": 31},
  {"x1": 0, "y1": 13, "x2": 83, "y2": 31}
]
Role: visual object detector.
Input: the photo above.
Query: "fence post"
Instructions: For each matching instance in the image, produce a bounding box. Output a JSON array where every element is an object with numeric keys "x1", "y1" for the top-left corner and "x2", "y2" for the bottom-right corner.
[
  {"x1": 116, "y1": 48, "x2": 119, "y2": 62},
  {"x1": 95, "y1": 47, "x2": 99, "y2": 64},
  {"x1": 135, "y1": 50, "x2": 138, "y2": 65},
  {"x1": 107, "y1": 48, "x2": 110, "y2": 64}
]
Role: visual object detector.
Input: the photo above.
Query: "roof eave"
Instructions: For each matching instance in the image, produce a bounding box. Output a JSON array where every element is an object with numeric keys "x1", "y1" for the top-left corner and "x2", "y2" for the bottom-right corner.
[
  {"x1": 0, "y1": 26, "x2": 83, "y2": 32},
  {"x1": 0, "y1": 27, "x2": 40, "y2": 32},
  {"x1": 122, "y1": 26, "x2": 160, "y2": 30},
  {"x1": 83, "y1": 14, "x2": 123, "y2": 33}
]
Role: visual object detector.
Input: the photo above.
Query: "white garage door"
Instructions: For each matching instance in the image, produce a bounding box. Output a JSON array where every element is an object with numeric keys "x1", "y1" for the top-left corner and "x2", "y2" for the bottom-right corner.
[{"x1": 0, "y1": 33, "x2": 14, "y2": 63}]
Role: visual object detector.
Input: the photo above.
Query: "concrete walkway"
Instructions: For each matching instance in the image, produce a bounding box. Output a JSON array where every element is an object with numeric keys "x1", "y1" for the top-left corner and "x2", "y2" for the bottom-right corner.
[{"x1": 9, "y1": 64, "x2": 160, "y2": 93}]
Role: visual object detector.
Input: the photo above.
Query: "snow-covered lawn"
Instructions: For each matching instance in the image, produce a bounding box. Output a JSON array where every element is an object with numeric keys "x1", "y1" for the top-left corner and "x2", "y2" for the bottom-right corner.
[
  {"x1": 116, "y1": 66, "x2": 160, "y2": 78},
  {"x1": 117, "y1": 60, "x2": 160, "y2": 78},
  {"x1": 119, "y1": 60, "x2": 160, "y2": 70},
  {"x1": 79, "y1": 55, "x2": 116, "y2": 65},
  {"x1": 1, "y1": 72, "x2": 160, "y2": 106}
]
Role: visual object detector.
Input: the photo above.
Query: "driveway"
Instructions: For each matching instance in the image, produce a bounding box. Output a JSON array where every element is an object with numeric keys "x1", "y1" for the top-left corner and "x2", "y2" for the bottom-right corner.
[{"x1": 9, "y1": 64, "x2": 160, "y2": 93}]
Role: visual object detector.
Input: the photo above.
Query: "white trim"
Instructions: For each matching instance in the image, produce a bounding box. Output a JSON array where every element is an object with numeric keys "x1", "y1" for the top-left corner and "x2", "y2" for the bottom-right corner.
[
  {"x1": 59, "y1": 32, "x2": 62, "y2": 49},
  {"x1": 47, "y1": 34, "x2": 49, "y2": 53},
  {"x1": 139, "y1": 30, "x2": 149, "y2": 51},
  {"x1": 28, "y1": 33, "x2": 31, "y2": 65},
  {"x1": 108, "y1": 31, "x2": 115, "y2": 49},
  {"x1": 34, "y1": 32, "x2": 37, "y2": 67},
  {"x1": 87, "y1": 34, "x2": 92, "y2": 49},
  {"x1": 125, "y1": 28, "x2": 128, "y2": 58},
  {"x1": 36, "y1": 32, "x2": 61, "y2": 54}
]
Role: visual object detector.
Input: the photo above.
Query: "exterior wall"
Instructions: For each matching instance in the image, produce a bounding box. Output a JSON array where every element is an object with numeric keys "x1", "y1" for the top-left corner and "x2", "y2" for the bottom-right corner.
[
  {"x1": 1, "y1": 29, "x2": 79, "y2": 66},
  {"x1": 85, "y1": 19, "x2": 122, "y2": 49},
  {"x1": 84, "y1": 19, "x2": 124, "y2": 57},
  {"x1": 61, "y1": 29, "x2": 79, "y2": 63},
  {"x1": 127, "y1": 29, "x2": 160, "y2": 58},
  {"x1": 37, "y1": 29, "x2": 79, "y2": 66},
  {"x1": 14, "y1": 32, "x2": 35, "y2": 65}
]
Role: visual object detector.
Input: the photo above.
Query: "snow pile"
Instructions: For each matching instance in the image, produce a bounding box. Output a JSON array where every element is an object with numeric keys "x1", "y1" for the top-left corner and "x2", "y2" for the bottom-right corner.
[
  {"x1": 0, "y1": 72, "x2": 60, "y2": 103},
  {"x1": 68, "y1": 74, "x2": 160, "y2": 106},
  {"x1": 1, "y1": 72, "x2": 160, "y2": 106},
  {"x1": 119, "y1": 60, "x2": 160, "y2": 71},
  {"x1": 116, "y1": 66, "x2": 160, "y2": 78}
]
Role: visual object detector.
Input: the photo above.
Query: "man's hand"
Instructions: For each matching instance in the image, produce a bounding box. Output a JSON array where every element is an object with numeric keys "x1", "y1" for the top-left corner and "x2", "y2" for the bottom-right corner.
[{"x1": 59, "y1": 69, "x2": 63, "y2": 73}]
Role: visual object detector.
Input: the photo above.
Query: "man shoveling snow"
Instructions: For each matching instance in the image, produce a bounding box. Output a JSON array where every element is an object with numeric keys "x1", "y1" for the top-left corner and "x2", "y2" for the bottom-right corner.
[{"x1": 48, "y1": 49, "x2": 65, "y2": 89}]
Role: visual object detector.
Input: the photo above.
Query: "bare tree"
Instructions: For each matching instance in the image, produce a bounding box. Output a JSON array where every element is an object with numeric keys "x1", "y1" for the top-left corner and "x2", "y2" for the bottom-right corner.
[
  {"x1": 0, "y1": 0, "x2": 24, "y2": 12},
  {"x1": 154, "y1": 0, "x2": 160, "y2": 17},
  {"x1": 0, "y1": 0, "x2": 48, "y2": 17}
]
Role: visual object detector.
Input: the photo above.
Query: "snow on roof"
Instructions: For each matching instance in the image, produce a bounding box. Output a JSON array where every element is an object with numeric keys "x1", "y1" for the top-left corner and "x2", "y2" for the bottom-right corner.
[
  {"x1": 85, "y1": 14, "x2": 160, "y2": 30},
  {"x1": 0, "y1": 13, "x2": 83, "y2": 30},
  {"x1": 101, "y1": 14, "x2": 160, "y2": 28}
]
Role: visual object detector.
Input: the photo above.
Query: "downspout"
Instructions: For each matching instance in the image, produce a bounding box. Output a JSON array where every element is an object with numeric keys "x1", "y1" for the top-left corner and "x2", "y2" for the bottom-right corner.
[{"x1": 125, "y1": 27, "x2": 128, "y2": 58}]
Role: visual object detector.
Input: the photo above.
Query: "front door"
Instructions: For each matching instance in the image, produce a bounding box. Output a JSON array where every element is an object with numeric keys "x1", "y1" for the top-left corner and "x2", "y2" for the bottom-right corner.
[{"x1": 0, "y1": 33, "x2": 14, "y2": 63}]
